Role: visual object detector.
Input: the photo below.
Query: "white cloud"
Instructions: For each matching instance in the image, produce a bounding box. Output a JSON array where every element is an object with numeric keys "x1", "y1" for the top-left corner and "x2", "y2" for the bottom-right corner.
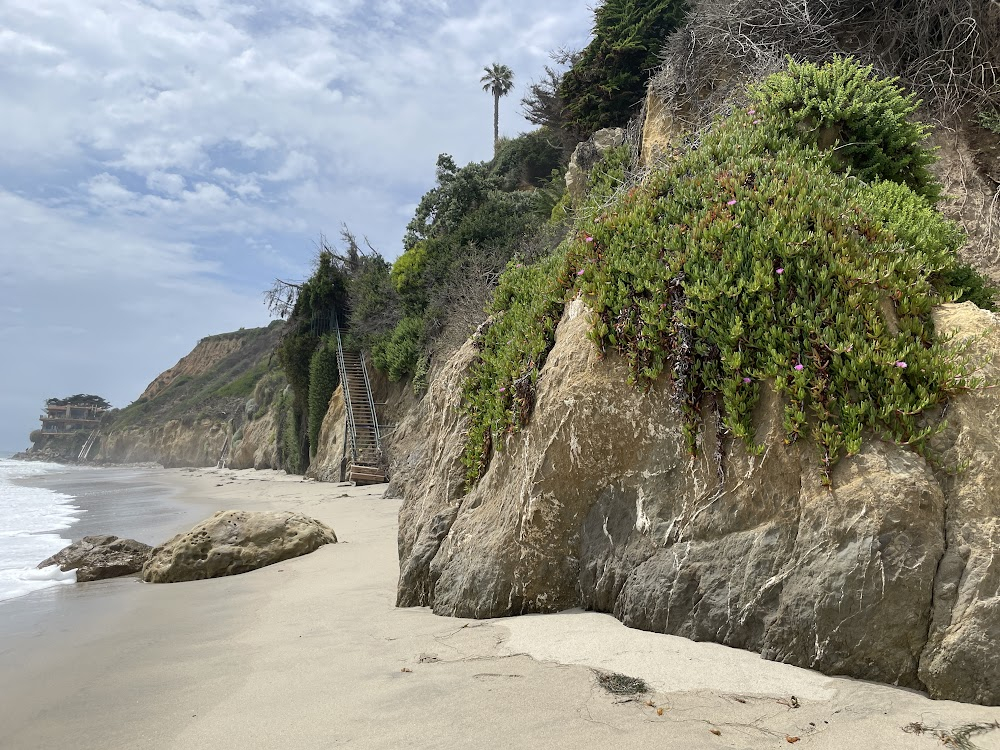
[{"x1": 147, "y1": 171, "x2": 186, "y2": 195}]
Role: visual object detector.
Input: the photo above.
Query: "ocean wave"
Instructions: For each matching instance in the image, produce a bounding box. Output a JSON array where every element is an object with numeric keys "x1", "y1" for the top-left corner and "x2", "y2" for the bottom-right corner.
[{"x1": 0, "y1": 459, "x2": 82, "y2": 603}]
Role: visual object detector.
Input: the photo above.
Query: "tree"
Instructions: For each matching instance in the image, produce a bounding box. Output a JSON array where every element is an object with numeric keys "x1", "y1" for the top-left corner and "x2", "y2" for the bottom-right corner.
[
  {"x1": 481, "y1": 63, "x2": 515, "y2": 155},
  {"x1": 47, "y1": 394, "x2": 111, "y2": 409},
  {"x1": 559, "y1": 0, "x2": 687, "y2": 136}
]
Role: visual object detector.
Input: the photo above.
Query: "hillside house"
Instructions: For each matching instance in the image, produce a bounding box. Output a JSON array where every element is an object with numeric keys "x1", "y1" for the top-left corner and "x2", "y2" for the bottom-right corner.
[{"x1": 40, "y1": 403, "x2": 106, "y2": 435}]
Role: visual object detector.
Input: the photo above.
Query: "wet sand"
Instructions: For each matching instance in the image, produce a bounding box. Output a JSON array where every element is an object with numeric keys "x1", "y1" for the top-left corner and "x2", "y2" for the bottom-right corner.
[{"x1": 2, "y1": 466, "x2": 1000, "y2": 749}]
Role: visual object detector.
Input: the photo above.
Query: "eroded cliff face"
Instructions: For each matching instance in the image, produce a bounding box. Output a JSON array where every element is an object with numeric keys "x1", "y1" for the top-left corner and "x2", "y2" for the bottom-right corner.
[
  {"x1": 93, "y1": 324, "x2": 287, "y2": 470},
  {"x1": 393, "y1": 299, "x2": 1000, "y2": 705},
  {"x1": 99, "y1": 418, "x2": 231, "y2": 467}
]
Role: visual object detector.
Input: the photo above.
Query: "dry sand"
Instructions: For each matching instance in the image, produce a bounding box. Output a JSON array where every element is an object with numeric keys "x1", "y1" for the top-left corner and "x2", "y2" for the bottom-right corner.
[{"x1": 2, "y1": 466, "x2": 1000, "y2": 749}]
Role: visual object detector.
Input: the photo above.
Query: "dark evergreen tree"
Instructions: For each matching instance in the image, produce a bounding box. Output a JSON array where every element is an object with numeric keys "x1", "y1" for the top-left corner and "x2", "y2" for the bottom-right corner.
[{"x1": 559, "y1": 0, "x2": 688, "y2": 136}]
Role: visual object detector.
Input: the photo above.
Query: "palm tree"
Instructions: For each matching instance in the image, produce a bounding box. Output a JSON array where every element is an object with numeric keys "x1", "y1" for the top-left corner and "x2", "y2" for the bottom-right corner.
[{"x1": 481, "y1": 63, "x2": 514, "y2": 155}]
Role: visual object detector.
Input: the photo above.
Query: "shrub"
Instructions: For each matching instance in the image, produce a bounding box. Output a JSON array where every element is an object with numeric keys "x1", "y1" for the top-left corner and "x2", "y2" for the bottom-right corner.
[
  {"x1": 462, "y1": 64, "x2": 980, "y2": 486},
  {"x1": 307, "y1": 339, "x2": 340, "y2": 456},
  {"x1": 372, "y1": 316, "x2": 425, "y2": 381},
  {"x1": 490, "y1": 130, "x2": 564, "y2": 190},
  {"x1": 938, "y1": 261, "x2": 1000, "y2": 311},
  {"x1": 749, "y1": 57, "x2": 940, "y2": 200}
]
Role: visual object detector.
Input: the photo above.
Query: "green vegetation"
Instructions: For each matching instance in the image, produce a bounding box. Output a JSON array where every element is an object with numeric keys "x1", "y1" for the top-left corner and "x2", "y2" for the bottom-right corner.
[
  {"x1": 367, "y1": 140, "x2": 563, "y2": 381},
  {"x1": 274, "y1": 249, "x2": 350, "y2": 465},
  {"x1": 307, "y1": 339, "x2": 340, "y2": 456},
  {"x1": 977, "y1": 108, "x2": 1000, "y2": 134},
  {"x1": 213, "y1": 360, "x2": 269, "y2": 399},
  {"x1": 749, "y1": 57, "x2": 940, "y2": 200},
  {"x1": 276, "y1": 389, "x2": 303, "y2": 475},
  {"x1": 559, "y1": 0, "x2": 688, "y2": 136},
  {"x1": 461, "y1": 59, "x2": 991, "y2": 486},
  {"x1": 371, "y1": 315, "x2": 425, "y2": 381}
]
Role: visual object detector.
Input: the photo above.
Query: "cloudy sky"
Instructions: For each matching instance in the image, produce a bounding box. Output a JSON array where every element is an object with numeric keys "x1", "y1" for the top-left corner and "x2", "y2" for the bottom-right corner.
[{"x1": 0, "y1": 0, "x2": 594, "y2": 450}]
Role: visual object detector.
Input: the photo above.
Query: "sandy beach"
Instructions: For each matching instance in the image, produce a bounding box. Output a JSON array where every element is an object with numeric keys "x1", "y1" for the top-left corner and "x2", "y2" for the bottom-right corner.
[{"x1": 2, "y1": 467, "x2": 1000, "y2": 749}]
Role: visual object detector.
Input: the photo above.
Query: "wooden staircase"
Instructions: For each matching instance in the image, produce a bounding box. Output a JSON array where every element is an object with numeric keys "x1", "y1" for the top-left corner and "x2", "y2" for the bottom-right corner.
[{"x1": 335, "y1": 328, "x2": 386, "y2": 485}]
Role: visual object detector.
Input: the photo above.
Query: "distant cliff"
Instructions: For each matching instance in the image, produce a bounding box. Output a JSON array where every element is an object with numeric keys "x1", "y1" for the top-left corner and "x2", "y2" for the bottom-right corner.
[{"x1": 93, "y1": 322, "x2": 292, "y2": 469}]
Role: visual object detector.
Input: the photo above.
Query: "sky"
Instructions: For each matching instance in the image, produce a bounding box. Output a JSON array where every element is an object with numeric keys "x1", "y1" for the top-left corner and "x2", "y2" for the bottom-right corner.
[{"x1": 0, "y1": 0, "x2": 594, "y2": 450}]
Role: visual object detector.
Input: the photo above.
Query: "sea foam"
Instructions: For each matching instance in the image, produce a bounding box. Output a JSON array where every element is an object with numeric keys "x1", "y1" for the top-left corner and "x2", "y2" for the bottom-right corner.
[{"x1": 0, "y1": 459, "x2": 81, "y2": 602}]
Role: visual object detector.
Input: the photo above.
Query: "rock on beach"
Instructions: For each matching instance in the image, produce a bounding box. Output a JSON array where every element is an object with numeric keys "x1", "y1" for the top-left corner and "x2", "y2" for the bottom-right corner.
[
  {"x1": 38, "y1": 535, "x2": 153, "y2": 582},
  {"x1": 142, "y1": 510, "x2": 337, "y2": 583}
]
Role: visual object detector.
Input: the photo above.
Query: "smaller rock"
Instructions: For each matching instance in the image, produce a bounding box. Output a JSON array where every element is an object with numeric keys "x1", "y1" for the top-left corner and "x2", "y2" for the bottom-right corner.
[
  {"x1": 565, "y1": 127, "x2": 626, "y2": 203},
  {"x1": 38, "y1": 535, "x2": 153, "y2": 582}
]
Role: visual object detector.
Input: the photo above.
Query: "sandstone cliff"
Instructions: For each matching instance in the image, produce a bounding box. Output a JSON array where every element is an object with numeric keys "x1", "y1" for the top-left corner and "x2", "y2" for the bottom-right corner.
[
  {"x1": 392, "y1": 299, "x2": 1000, "y2": 706},
  {"x1": 95, "y1": 323, "x2": 288, "y2": 469}
]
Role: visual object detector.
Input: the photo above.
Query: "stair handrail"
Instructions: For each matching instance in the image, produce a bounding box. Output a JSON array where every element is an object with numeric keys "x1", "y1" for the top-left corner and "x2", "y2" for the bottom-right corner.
[
  {"x1": 335, "y1": 326, "x2": 359, "y2": 464},
  {"x1": 78, "y1": 429, "x2": 98, "y2": 461},
  {"x1": 216, "y1": 432, "x2": 230, "y2": 469},
  {"x1": 358, "y1": 351, "x2": 382, "y2": 455}
]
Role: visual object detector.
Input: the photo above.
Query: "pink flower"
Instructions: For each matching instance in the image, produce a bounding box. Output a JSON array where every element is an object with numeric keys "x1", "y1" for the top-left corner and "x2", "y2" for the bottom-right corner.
[
  {"x1": 499, "y1": 387, "x2": 506, "y2": 392},
  {"x1": 727, "y1": 199, "x2": 737, "y2": 206},
  {"x1": 794, "y1": 364, "x2": 804, "y2": 371},
  {"x1": 753, "y1": 119, "x2": 761, "y2": 125},
  {"x1": 576, "y1": 268, "x2": 585, "y2": 276},
  {"x1": 776, "y1": 268, "x2": 784, "y2": 275},
  {"x1": 747, "y1": 108, "x2": 756, "y2": 115},
  {"x1": 895, "y1": 361, "x2": 908, "y2": 368},
  {"x1": 584, "y1": 235, "x2": 594, "y2": 243},
  {"x1": 743, "y1": 377, "x2": 752, "y2": 384}
]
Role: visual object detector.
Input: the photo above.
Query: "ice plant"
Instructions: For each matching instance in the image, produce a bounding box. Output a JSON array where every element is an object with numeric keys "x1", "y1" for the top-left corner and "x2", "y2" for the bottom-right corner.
[
  {"x1": 461, "y1": 60, "x2": 983, "y2": 488},
  {"x1": 895, "y1": 361, "x2": 908, "y2": 368}
]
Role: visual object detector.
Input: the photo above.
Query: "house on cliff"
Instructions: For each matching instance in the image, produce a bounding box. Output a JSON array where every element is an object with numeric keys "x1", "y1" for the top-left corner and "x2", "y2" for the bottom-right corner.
[{"x1": 40, "y1": 399, "x2": 107, "y2": 435}]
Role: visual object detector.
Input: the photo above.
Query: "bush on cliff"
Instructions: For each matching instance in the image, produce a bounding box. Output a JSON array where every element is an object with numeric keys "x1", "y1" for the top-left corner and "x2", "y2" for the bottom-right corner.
[
  {"x1": 461, "y1": 59, "x2": 987, "y2": 485},
  {"x1": 748, "y1": 57, "x2": 940, "y2": 200},
  {"x1": 307, "y1": 339, "x2": 339, "y2": 458},
  {"x1": 369, "y1": 139, "x2": 561, "y2": 380}
]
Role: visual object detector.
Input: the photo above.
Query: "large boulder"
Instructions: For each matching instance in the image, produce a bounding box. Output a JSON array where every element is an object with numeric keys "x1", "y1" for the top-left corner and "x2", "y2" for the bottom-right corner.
[
  {"x1": 143, "y1": 510, "x2": 337, "y2": 583},
  {"x1": 38, "y1": 535, "x2": 152, "y2": 582},
  {"x1": 393, "y1": 299, "x2": 1000, "y2": 705}
]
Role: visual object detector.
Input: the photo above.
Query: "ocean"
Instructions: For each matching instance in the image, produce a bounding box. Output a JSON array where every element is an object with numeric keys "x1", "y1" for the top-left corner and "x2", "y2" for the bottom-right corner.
[{"x1": 0, "y1": 458, "x2": 81, "y2": 602}]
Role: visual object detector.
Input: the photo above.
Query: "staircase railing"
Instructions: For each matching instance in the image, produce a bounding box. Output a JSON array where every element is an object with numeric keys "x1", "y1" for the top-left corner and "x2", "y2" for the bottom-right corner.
[
  {"x1": 334, "y1": 326, "x2": 358, "y2": 464},
  {"x1": 358, "y1": 351, "x2": 382, "y2": 456},
  {"x1": 216, "y1": 432, "x2": 230, "y2": 469},
  {"x1": 78, "y1": 429, "x2": 99, "y2": 461}
]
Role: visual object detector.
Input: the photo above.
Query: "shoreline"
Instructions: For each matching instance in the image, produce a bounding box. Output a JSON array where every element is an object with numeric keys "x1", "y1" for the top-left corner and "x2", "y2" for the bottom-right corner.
[{"x1": 1, "y1": 466, "x2": 999, "y2": 749}]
